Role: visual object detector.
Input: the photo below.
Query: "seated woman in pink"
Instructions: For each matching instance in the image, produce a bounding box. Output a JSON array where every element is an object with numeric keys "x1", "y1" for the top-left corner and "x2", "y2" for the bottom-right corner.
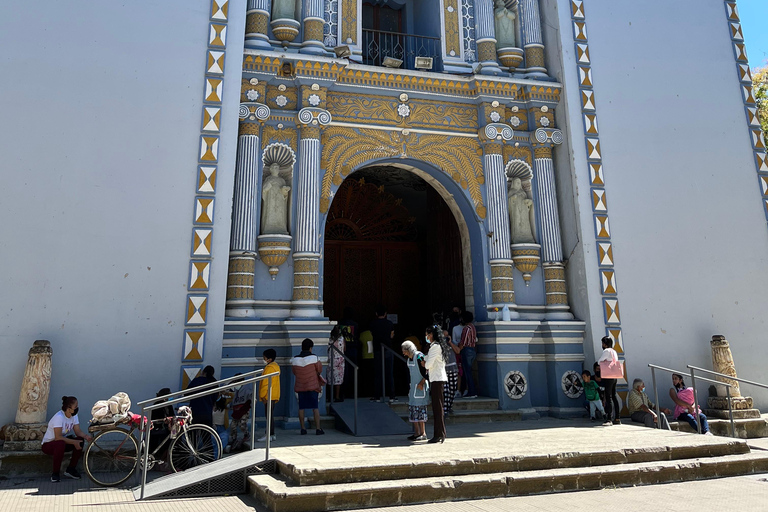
[{"x1": 669, "y1": 373, "x2": 712, "y2": 435}]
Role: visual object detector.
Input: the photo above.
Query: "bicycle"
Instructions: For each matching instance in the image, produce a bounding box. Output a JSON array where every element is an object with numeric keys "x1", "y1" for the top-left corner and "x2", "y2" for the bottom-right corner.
[{"x1": 83, "y1": 407, "x2": 222, "y2": 487}]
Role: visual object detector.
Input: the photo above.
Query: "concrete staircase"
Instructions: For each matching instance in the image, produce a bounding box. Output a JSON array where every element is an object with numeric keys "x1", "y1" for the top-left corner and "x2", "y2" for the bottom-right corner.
[
  {"x1": 387, "y1": 396, "x2": 522, "y2": 424},
  {"x1": 247, "y1": 432, "x2": 768, "y2": 512}
]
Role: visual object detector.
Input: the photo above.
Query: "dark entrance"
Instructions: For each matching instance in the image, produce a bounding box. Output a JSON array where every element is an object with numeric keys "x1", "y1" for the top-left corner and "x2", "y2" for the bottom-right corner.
[{"x1": 323, "y1": 167, "x2": 465, "y2": 396}]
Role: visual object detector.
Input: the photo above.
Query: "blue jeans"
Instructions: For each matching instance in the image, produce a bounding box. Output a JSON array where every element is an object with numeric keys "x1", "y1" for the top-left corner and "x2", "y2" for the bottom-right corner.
[
  {"x1": 678, "y1": 412, "x2": 710, "y2": 433},
  {"x1": 460, "y1": 347, "x2": 477, "y2": 396}
]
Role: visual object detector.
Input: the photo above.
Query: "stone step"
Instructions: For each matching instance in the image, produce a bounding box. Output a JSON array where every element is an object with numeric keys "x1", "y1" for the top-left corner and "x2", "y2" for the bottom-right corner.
[
  {"x1": 386, "y1": 396, "x2": 499, "y2": 414},
  {"x1": 248, "y1": 451, "x2": 768, "y2": 512},
  {"x1": 275, "y1": 437, "x2": 748, "y2": 486},
  {"x1": 397, "y1": 409, "x2": 522, "y2": 425},
  {"x1": 671, "y1": 416, "x2": 768, "y2": 438}
]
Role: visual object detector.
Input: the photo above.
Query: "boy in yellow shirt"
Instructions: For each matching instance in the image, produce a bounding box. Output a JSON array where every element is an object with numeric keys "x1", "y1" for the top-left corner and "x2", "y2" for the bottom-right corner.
[{"x1": 258, "y1": 349, "x2": 280, "y2": 442}]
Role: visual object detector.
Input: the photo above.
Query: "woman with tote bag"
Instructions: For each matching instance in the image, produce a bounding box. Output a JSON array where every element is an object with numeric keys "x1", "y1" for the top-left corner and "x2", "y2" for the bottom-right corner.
[{"x1": 597, "y1": 336, "x2": 623, "y2": 426}]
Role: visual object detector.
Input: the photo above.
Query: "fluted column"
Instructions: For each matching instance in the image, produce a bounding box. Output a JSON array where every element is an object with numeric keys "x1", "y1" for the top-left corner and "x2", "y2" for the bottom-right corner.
[
  {"x1": 245, "y1": 0, "x2": 272, "y2": 49},
  {"x1": 226, "y1": 122, "x2": 261, "y2": 316},
  {"x1": 519, "y1": 0, "x2": 547, "y2": 76},
  {"x1": 301, "y1": 0, "x2": 325, "y2": 54},
  {"x1": 533, "y1": 143, "x2": 571, "y2": 318},
  {"x1": 474, "y1": 0, "x2": 502, "y2": 75}
]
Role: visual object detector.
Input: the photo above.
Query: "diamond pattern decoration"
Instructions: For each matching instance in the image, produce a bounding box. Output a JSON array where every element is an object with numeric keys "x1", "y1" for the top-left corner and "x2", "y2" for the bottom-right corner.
[
  {"x1": 198, "y1": 166, "x2": 217, "y2": 193},
  {"x1": 590, "y1": 163, "x2": 604, "y2": 185},
  {"x1": 181, "y1": 366, "x2": 203, "y2": 389},
  {"x1": 601, "y1": 269, "x2": 617, "y2": 294},
  {"x1": 726, "y1": 2, "x2": 739, "y2": 20},
  {"x1": 186, "y1": 295, "x2": 208, "y2": 325},
  {"x1": 211, "y1": 0, "x2": 229, "y2": 21},
  {"x1": 730, "y1": 23, "x2": 743, "y2": 40},
  {"x1": 581, "y1": 90, "x2": 595, "y2": 111},
  {"x1": 192, "y1": 228, "x2": 213, "y2": 256},
  {"x1": 209, "y1": 23, "x2": 227, "y2": 47},
  {"x1": 734, "y1": 43, "x2": 747, "y2": 61},
  {"x1": 200, "y1": 136, "x2": 219, "y2": 161},
  {"x1": 194, "y1": 197, "x2": 215, "y2": 224},
  {"x1": 592, "y1": 188, "x2": 607, "y2": 212},
  {"x1": 576, "y1": 44, "x2": 590, "y2": 63},
  {"x1": 579, "y1": 66, "x2": 593, "y2": 87},
  {"x1": 753, "y1": 130, "x2": 766, "y2": 150},
  {"x1": 743, "y1": 85, "x2": 755, "y2": 104},
  {"x1": 760, "y1": 176, "x2": 768, "y2": 195},
  {"x1": 584, "y1": 113, "x2": 598, "y2": 134},
  {"x1": 595, "y1": 215, "x2": 610, "y2": 238},
  {"x1": 206, "y1": 50, "x2": 225, "y2": 74},
  {"x1": 738, "y1": 63, "x2": 752, "y2": 82},
  {"x1": 586, "y1": 138, "x2": 601, "y2": 159},
  {"x1": 182, "y1": 330, "x2": 205, "y2": 361},
  {"x1": 571, "y1": 0, "x2": 585, "y2": 19},
  {"x1": 204, "y1": 77, "x2": 224, "y2": 103},
  {"x1": 598, "y1": 242, "x2": 613, "y2": 266},
  {"x1": 189, "y1": 261, "x2": 211, "y2": 290},
  {"x1": 573, "y1": 21, "x2": 588, "y2": 41},
  {"x1": 202, "y1": 106, "x2": 222, "y2": 132},
  {"x1": 747, "y1": 107, "x2": 760, "y2": 126},
  {"x1": 604, "y1": 298, "x2": 620, "y2": 324},
  {"x1": 607, "y1": 328, "x2": 624, "y2": 354},
  {"x1": 757, "y1": 152, "x2": 768, "y2": 171}
]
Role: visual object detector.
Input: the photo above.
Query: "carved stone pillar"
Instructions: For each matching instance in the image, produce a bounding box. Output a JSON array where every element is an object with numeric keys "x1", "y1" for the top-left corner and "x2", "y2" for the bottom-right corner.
[
  {"x1": 301, "y1": 0, "x2": 325, "y2": 54},
  {"x1": 481, "y1": 123, "x2": 519, "y2": 318},
  {"x1": 705, "y1": 335, "x2": 761, "y2": 419},
  {"x1": 226, "y1": 122, "x2": 261, "y2": 317},
  {"x1": 2, "y1": 340, "x2": 52, "y2": 451},
  {"x1": 474, "y1": 0, "x2": 503, "y2": 75},
  {"x1": 245, "y1": 0, "x2": 272, "y2": 49},
  {"x1": 531, "y1": 130, "x2": 571, "y2": 319},
  {"x1": 519, "y1": 0, "x2": 547, "y2": 77},
  {"x1": 291, "y1": 107, "x2": 331, "y2": 317}
]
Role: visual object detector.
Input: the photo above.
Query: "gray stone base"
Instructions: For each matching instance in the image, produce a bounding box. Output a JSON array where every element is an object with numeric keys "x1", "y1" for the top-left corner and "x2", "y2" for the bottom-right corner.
[
  {"x1": 705, "y1": 408, "x2": 762, "y2": 420},
  {"x1": 0, "y1": 450, "x2": 72, "y2": 477},
  {"x1": 1, "y1": 422, "x2": 47, "y2": 451},
  {"x1": 707, "y1": 396, "x2": 753, "y2": 410}
]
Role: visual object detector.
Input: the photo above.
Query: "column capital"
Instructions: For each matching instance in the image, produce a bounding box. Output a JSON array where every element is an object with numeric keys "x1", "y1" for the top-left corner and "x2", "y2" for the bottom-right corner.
[
  {"x1": 530, "y1": 128, "x2": 564, "y2": 147},
  {"x1": 297, "y1": 107, "x2": 332, "y2": 126},
  {"x1": 532, "y1": 144, "x2": 552, "y2": 159},
  {"x1": 238, "y1": 102, "x2": 270, "y2": 123},
  {"x1": 479, "y1": 123, "x2": 514, "y2": 142},
  {"x1": 238, "y1": 121, "x2": 261, "y2": 136}
]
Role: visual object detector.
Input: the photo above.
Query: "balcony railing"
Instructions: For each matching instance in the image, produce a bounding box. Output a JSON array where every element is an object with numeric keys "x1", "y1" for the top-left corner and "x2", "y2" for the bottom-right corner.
[{"x1": 362, "y1": 29, "x2": 443, "y2": 72}]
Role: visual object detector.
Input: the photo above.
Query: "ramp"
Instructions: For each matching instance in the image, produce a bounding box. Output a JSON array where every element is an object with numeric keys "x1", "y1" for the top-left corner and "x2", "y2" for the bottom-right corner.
[
  {"x1": 133, "y1": 448, "x2": 274, "y2": 500},
  {"x1": 330, "y1": 400, "x2": 412, "y2": 436}
]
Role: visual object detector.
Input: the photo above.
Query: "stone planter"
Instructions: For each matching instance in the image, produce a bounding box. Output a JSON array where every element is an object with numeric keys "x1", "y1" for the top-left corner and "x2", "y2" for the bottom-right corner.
[
  {"x1": 511, "y1": 243, "x2": 540, "y2": 285},
  {"x1": 270, "y1": 18, "x2": 300, "y2": 45},
  {"x1": 497, "y1": 47, "x2": 524, "y2": 71}
]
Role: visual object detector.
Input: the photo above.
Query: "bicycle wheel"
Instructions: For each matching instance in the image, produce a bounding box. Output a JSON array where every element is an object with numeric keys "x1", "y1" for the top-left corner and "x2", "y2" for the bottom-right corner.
[
  {"x1": 84, "y1": 428, "x2": 138, "y2": 487},
  {"x1": 169, "y1": 424, "x2": 222, "y2": 472}
]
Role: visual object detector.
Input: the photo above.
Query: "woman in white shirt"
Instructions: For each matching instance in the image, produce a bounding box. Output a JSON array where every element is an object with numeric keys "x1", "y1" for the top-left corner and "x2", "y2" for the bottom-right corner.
[
  {"x1": 41, "y1": 396, "x2": 92, "y2": 482},
  {"x1": 424, "y1": 326, "x2": 449, "y2": 443},
  {"x1": 597, "y1": 336, "x2": 621, "y2": 425}
]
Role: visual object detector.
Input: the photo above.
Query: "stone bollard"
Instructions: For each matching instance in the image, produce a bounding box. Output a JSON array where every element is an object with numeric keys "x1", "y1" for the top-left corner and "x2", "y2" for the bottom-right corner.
[
  {"x1": 705, "y1": 335, "x2": 761, "y2": 419},
  {"x1": 2, "y1": 340, "x2": 53, "y2": 451}
]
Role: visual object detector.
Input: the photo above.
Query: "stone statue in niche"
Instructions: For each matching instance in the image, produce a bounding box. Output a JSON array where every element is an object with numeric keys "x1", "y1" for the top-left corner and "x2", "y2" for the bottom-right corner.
[
  {"x1": 494, "y1": 0, "x2": 517, "y2": 49},
  {"x1": 261, "y1": 163, "x2": 291, "y2": 235},
  {"x1": 507, "y1": 177, "x2": 535, "y2": 244},
  {"x1": 272, "y1": 0, "x2": 297, "y2": 21}
]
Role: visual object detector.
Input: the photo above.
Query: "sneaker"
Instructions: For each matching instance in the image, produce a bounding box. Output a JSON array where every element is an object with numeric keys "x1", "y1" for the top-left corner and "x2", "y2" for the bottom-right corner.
[
  {"x1": 415, "y1": 434, "x2": 427, "y2": 441},
  {"x1": 704, "y1": 431, "x2": 714, "y2": 436},
  {"x1": 300, "y1": 429, "x2": 307, "y2": 435},
  {"x1": 63, "y1": 467, "x2": 81, "y2": 480},
  {"x1": 602, "y1": 421, "x2": 613, "y2": 426},
  {"x1": 257, "y1": 434, "x2": 269, "y2": 442},
  {"x1": 51, "y1": 472, "x2": 60, "y2": 483}
]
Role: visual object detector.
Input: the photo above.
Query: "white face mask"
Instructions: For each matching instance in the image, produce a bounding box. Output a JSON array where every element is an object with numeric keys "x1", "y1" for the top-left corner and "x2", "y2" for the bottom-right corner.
[
  {"x1": 425, "y1": 336, "x2": 430, "y2": 345},
  {"x1": 263, "y1": 359, "x2": 269, "y2": 365}
]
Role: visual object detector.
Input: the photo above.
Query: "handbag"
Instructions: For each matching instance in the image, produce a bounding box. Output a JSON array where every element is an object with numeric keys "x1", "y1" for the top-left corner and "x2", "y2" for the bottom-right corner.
[{"x1": 599, "y1": 351, "x2": 624, "y2": 379}]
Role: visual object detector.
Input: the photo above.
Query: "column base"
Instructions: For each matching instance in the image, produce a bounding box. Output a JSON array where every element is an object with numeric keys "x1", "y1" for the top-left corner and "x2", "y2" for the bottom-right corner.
[
  {"x1": 227, "y1": 252, "x2": 256, "y2": 311},
  {"x1": 486, "y1": 304, "x2": 521, "y2": 321},
  {"x1": 476, "y1": 40, "x2": 503, "y2": 75},
  {"x1": 225, "y1": 300, "x2": 258, "y2": 318},
  {"x1": 290, "y1": 300, "x2": 325, "y2": 318},
  {"x1": 245, "y1": 10, "x2": 272, "y2": 50},
  {"x1": 543, "y1": 262, "x2": 570, "y2": 317},
  {"x1": 545, "y1": 305, "x2": 574, "y2": 320},
  {"x1": 524, "y1": 44, "x2": 548, "y2": 78}
]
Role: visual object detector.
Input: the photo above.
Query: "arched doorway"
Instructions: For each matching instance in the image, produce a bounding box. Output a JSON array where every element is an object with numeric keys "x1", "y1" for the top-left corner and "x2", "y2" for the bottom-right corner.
[{"x1": 322, "y1": 166, "x2": 465, "y2": 395}]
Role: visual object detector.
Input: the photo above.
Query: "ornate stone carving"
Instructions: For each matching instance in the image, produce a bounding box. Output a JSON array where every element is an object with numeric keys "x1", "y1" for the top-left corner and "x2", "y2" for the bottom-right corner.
[
  {"x1": 562, "y1": 371, "x2": 584, "y2": 398},
  {"x1": 261, "y1": 163, "x2": 291, "y2": 235},
  {"x1": 507, "y1": 177, "x2": 535, "y2": 244},
  {"x1": 494, "y1": 0, "x2": 516, "y2": 48},
  {"x1": 504, "y1": 371, "x2": 528, "y2": 399},
  {"x1": 705, "y1": 335, "x2": 761, "y2": 418},
  {"x1": 2, "y1": 340, "x2": 52, "y2": 451}
]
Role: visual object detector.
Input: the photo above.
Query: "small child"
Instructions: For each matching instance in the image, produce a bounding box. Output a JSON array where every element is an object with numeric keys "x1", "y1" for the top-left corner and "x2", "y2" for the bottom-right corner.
[
  {"x1": 582, "y1": 370, "x2": 606, "y2": 421},
  {"x1": 258, "y1": 349, "x2": 281, "y2": 442},
  {"x1": 212, "y1": 397, "x2": 230, "y2": 450}
]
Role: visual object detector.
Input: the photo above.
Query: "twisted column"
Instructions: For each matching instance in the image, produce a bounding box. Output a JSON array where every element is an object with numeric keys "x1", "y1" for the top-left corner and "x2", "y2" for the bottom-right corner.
[
  {"x1": 226, "y1": 122, "x2": 260, "y2": 316},
  {"x1": 245, "y1": 0, "x2": 272, "y2": 49},
  {"x1": 301, "y1": 0, "x2": 325, "y2": 54},
  {"x1": 474, "y1": 0, "x2": 502, "y2": 75},
  {"x1": 519, "y1": 0, "x2": 547, "y2": 76},
  {"x1": 533, "y1": 144, "x2": 571, "y2": 318}
]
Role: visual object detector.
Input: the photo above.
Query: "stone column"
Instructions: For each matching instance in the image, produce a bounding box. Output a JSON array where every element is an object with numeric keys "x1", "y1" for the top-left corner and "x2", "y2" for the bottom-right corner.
[
  {"x1": 301, "y1": 0, "x2": 325, "y2": 54},
  {"x1": 532, "y1": 136, "x2": 572, "y2": 319},
  {"x1": 2, "y1": 340, "x2": 52, "y2": 451},
  {"x1": 226, "y1": 122, "x2": 261, "y2": 317},
  {"x1": 705, "y1": 335, "x2": 761, "y2": 418},
  {"x1": 474, "y1": 0, "x2": 503, "y2": 75},
  {"x1": 245, "y1": 0, "x2": 273, "y2": 49},
  {"x1": 291, "y1": 107, "x2": 331, "y2": 317},
  {"x1": 519, "y1": 0, "x2": 547, "y2": 77}
]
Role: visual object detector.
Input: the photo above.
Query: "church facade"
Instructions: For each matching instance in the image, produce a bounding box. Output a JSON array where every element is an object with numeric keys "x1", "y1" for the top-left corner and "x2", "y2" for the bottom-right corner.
[{"x1": 2, "y1": 0, "x2": 767, "y2": 427}]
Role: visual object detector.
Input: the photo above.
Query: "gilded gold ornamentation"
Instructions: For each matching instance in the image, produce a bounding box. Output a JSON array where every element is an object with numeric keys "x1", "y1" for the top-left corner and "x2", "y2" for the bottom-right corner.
[
  {"x1": 245, "y1": 12, "x2": 269, "y2": 36},
  {"x1": 497, "y1": 48, "x2": 525, "y2": 70},
  {"x1": 293, "y1": 287, "x2": 319, "y2": 301},
  {"x1": 491, "y1": 264, "x2": 514, "y2": 278},
  {"x1": 525, "y1": 46, "x2": 546, "y2": 69},
  {"x1": 519, "y1": 85, "x2": 561, "y2": 103},
  {"x1": 325, "y1": 93, "x2": 478, "y2": 133},
  {"x1": 301, "y1": 125, "x2": 321, "y2": 139},
  {"x1": 544, "y1": 266, "x2": 565, "y2": 280},
  {"x1": 302, "y1": 85, "x2": 327, "y2": 107},
  {"x1": 341, "y1": 0, "x2": 357, "y2": 45},
  {"x1": 320, "y1": 127, "x2": 487, "y2": 218},
  {"x1": 531, "y1": 109, "x2": 555, "y2": 128},
  {"x1": 226, "y1": 274, "x2": 255, "y2": 286},
  {"x1": 241, "y1": 77, "x2": 266, "y2": 103},
  {"x1": 262, "y1": 125, "x2": 297, "y2": 152},
  {"x1": 294, "y1": 258, "x2": 319, "y2": 273},
  {"x1": 294, "y1": 60, "x2": 346, "y2": 80},
  {"x1": 304, "y1": 19, "x2": 324, "y2": 42},
  {"x1": 243, "y1": 55, "x2": 281, "y2": 74},
  {"x1": 266, "y1": 84, "x2": 298, "y2": 110},
  {"x1": 239, "y1": 122, "x2": 261, "y2": 135},
  {"x1": 444, "y1": 0, "x2": 461, "y2": 57},
  {"x1": 478, "y1": 41, "x2": 497, "y2": 63},
  {"x1": 511, "y1": 244, "x2": 540, "y2": 284},
  {"x1": 504, "y1": 145, "x2": 533, "y2": 166},
  {"x1": 484, "y1": 142, "x2": 503, "y2": 155},
  {"x1": 228, "y1": 257, "x2": 256, "y2": 273},
  {"x1": 258, "y1": 236, "x2": 291, "y2": 279},
  {"x1": 533, "y1": 145, "x2": 552, "y2": 159}
]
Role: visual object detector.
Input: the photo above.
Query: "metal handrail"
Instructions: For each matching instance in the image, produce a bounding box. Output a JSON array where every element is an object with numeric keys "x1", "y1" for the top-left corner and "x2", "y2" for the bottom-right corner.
[
  {"x1": 648, "y1": 364, "x2": 735, "y2": 437},
  {"x1": 362, "y1": 27, "x2": 441, "y2": 41},
  {"x1": 328, "y1": 342, "x2": 359, "y2": 435},
  {"x1": 136, "y1": 368, "x2": 265, "y2": 406},
  {"x1": 687, "y1": 365, "x2": 768, "y2": 391},
  {"x1": 138, "y1": 370, "x2": 279, "y2": 500},
  {"x1": 380, "y1": 344, "x2": 407, "y2": 402}
]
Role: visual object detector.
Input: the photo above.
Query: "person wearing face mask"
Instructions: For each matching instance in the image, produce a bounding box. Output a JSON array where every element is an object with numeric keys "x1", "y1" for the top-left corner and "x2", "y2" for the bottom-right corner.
[
  {"x1": 627, "y1": 378, "x2": 671, "y2": 429},
  {"x1": 424, "y1": 326, "x2": 449, "y2": 444},
  {"x1": 41, "y1": 396, "x2": 92, "y2": 482},
  {"x1": 258, "y1": 349, "x2": 281, "y2": 442},
  {"x1": 669, "y1": 373, "x2": 711, "y2": 435}
]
